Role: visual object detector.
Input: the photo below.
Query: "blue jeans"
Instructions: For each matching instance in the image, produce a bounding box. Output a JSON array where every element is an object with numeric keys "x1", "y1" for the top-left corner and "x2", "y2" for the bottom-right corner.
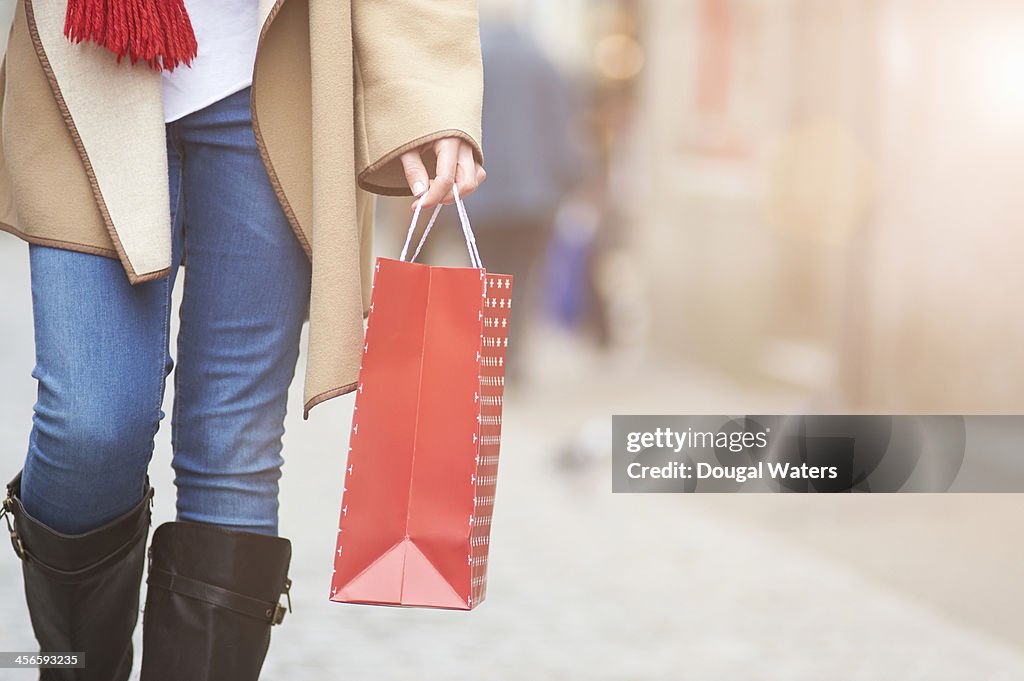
[{"x1": 19, "y1": 88, "x2": 311, "y2": 537}]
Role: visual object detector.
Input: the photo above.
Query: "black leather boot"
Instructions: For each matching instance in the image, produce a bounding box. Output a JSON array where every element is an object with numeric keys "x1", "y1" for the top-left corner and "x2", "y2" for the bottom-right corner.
[
  {"x1": 2, "y1": 472, "x2": 153, "y2": 681},
  {"x1": 140, "y1": 521, "x2": 292, "y2": 681}
]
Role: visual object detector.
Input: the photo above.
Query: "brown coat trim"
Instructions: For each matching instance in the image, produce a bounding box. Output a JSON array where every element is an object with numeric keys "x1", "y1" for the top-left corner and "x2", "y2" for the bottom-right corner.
[
  {"x1": 357, "y1": 128, "x2": 483, "y2": 196},
  {"x1": 0, "y1": 221, "x2": 118, "y2": 259},
  {"x1": 0, "y1": 222, "x2": 171, "y2": 282},
  {"x1": 303, "y1": 381, "x2": 358, "y2": 420},
  {"x1": 23, "y1": 0, "x2": 164, "y2": 286},
  {"x1": 251, "y1": 0, "x2": 313, "y2": 260}
]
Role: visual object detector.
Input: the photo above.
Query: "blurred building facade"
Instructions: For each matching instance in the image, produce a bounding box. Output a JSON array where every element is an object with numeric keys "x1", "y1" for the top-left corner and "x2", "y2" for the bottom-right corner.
[
  {"x1": 633, "y1": 0, "x2": 1024, "y2": 412},
  {"x1": 501, "y1": 0, "x2": 1024, "y2": 413},
  {"x1": 634, "y1": 0, "x2": 875, "y2": 406}
]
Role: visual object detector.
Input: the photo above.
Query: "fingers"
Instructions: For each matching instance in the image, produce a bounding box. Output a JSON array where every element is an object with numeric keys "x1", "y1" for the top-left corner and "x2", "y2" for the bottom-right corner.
[
  {"x1": 406, "y1": 138, "x2": 487, "y2": 210},
  {"x1": 415, "y1": 138, "x2": 459, "y2": 210},
  {"x1": 400, "y1": 150, "x2": 430, "y2": 199},
  {"x1": 452, "y1": 141, "x2": 481, "y2": 201},
  {"x1": 437, "y1": 141, "x2": 483, "y2": 206}
]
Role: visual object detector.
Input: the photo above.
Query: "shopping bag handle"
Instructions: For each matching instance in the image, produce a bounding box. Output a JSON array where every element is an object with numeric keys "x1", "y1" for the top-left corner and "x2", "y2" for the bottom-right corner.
[{"x1": 400, "y1": 183, "x2": 483, "y2": 269}]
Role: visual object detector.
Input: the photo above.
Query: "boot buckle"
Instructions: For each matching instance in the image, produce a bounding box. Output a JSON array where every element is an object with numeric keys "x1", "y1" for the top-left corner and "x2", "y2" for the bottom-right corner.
[
  {"x1": 271, "y1": 578, "x2": 292, "y2": 625},
  {"x1": 10, "y1": 532, "x2": 25, "y2": 560},
  {"x1": 0, "y1": 496, "x2": 25, "y2": 560}
]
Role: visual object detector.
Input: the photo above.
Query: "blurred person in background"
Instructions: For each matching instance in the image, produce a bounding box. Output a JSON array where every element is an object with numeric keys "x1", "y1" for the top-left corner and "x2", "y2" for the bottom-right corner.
[
  {"x1": 424, "y1": 4, "x2": 581, "y2": 379},
  {"x1": 0, "y1": 1, "x2": 484, "y2": 679}
]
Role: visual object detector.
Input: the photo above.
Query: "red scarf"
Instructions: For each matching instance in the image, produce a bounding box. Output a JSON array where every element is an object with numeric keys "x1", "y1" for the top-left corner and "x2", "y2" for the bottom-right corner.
[{"x1": 64, "y1": 0, "x2": 198, "y2": 71}]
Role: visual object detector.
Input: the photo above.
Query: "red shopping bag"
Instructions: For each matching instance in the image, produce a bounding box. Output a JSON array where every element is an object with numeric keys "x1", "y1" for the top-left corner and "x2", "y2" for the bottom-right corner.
[{"x1": 329, "y1": 188, "x2": 511, "y2": 610}]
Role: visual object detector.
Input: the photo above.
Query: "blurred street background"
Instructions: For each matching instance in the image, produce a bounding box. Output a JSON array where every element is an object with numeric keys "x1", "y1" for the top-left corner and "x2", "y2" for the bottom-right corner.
[{"x1": 3, "y1": 0, "x2": 1024, "y2": 678}]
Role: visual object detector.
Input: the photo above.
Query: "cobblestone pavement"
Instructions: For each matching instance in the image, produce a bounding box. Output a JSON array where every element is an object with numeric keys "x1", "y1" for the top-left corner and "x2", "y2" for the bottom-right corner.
[{"x1": 1, "y1": 240, "x2": 1023, "y2": 680}]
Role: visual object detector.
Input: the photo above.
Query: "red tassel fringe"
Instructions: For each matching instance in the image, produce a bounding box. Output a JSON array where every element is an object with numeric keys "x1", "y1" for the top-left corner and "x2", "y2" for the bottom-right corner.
[{"x1": 64, "y1": 0, "x2": 197, "y2": 72}]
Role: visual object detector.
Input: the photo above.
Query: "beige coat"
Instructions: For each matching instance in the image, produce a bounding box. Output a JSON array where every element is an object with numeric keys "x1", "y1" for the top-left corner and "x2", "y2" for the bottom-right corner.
[{"x1": 0, "y1": 0, "x2": 483, "y2": 417}]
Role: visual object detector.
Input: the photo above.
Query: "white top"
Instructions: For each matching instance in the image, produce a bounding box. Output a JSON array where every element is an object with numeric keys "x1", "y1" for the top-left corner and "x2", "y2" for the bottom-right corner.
[{"x1": 161, "y1": 0, "x2": 261, "y2": 123}]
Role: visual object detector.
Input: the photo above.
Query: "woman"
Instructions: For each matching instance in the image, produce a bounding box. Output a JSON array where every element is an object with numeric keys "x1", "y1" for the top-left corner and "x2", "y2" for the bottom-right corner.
[{"x1": 0, "y1": 0, "x2": 485, "y2": 679}]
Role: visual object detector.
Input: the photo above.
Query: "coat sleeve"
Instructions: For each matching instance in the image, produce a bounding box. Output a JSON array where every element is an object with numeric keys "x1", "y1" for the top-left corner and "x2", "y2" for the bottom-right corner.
[{"x1": 351, "y1": 0, "x2": 484, "y2": 196}]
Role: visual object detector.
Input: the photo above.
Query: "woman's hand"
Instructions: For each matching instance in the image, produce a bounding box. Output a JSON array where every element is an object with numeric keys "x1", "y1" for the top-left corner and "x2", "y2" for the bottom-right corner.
[{"x1": 401, "y1": 137, "x2": 486, "y2": 210}]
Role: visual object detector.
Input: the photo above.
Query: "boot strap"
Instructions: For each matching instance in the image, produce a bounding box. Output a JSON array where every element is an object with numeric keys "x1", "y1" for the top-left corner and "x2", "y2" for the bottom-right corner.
[
  {"x1": 148, "y1": 568, "x2": 291, "y2": 625},
  {"x1": 3, "y1": 475, "x2": 154, "y2": 581},
  {"x1": 10, "y1": 519, "x2": 149, "y2": 584}
]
